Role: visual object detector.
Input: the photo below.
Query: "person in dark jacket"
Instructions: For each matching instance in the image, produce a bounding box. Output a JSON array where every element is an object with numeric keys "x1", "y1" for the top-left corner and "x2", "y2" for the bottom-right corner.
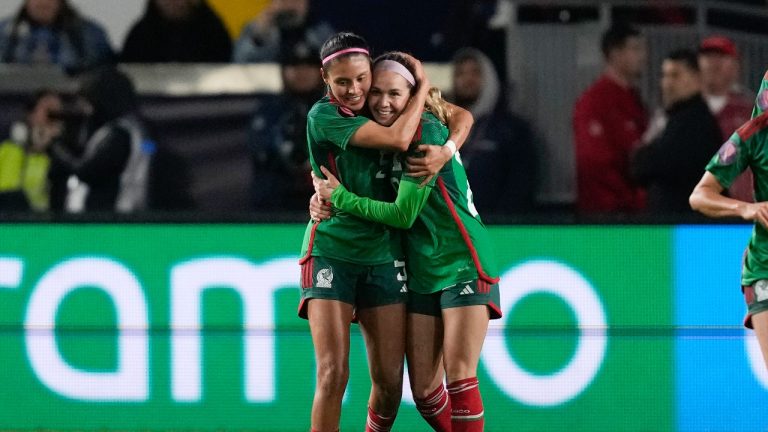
[
  {"x1": 121, "y1": 0, "x2": 232, "y2": 63},
  {"x1": 248, "y1": 40, "x2": 324, "y2": 211},
  {"x1": 48, "y1": 67, "x2": 153, "y2": 213},
  {"x1": 632, "y1": 49, "x2": 722, "y2": 213},
  {"x1": 450, "y1": 47, "x2": 538, "y2": 214}
]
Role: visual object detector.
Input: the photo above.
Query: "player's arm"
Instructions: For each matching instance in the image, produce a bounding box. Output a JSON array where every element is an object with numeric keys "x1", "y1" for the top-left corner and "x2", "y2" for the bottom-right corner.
[
  {"x1": 407, "y1": 102, "x2": 474, "y2": 184},
  {"x1": 316, "y1": 166, "x2": 431, "y2": 229},
  {"x1": 349, "y1": 56, "x2": 431, "y2": 152},
  {"x1": 690, "y1": 171, "x2": 768, "y2": 226}
]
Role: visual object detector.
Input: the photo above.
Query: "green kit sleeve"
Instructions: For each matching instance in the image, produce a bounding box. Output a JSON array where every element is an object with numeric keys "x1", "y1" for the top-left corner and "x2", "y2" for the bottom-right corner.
[{"x1": 331, "y1": 179, "x2": 432, "y2": 229}]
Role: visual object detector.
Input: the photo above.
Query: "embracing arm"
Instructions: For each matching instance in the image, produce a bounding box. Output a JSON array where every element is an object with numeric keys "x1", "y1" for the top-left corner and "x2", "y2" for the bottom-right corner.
[
  {"x1": 332, "y1": 180, "x2": 431, "y2": 229},
  {"x1": 690, "y1": 171, "x2": 768, "y2": 225},
  {"x1": 406, "y1": 102, "x2": 473, "y2": 183},
  {"x1": 349, "y1": 81, "x2": 430, "y2": 152},
  {"x1": 349, "y1": 55, "x2": 430, "y2": 152},
  {"x1": 317, "y1": 166, "x2": 431, "y2": 229},
  {"x1": 444, "y1": 101, "x2": 473, "y2": 150}
]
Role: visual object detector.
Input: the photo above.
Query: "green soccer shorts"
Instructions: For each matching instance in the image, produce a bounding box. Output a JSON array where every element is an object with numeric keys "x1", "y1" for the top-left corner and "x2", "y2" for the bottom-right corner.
[
  {"x1": 298, "y1": 256, "x2": 408, "y2": 319},
  {"x1": 407, "y1": 278, "x2": 502, "y2": 319}
]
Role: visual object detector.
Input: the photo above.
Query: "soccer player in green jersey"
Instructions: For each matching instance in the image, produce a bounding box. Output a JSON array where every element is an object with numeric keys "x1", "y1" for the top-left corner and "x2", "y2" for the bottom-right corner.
[
  {"x1": 313, "y1": 52, "x2": 501, "y2": 432},
  {"x1": 299, "y1": 33, "x2": 473, "y2": 432},
  {"x1": 691, "y1": 70, "x2": 768, "y2": 372}
]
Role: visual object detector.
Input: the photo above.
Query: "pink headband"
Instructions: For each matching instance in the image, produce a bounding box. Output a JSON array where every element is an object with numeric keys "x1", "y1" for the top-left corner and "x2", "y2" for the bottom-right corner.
[
  {"x1": 321, "y1": 47, "x2": 370, "y2": 65},
  {"x1": 374, "y1": 59, "x2": 416, "y2": 87}
]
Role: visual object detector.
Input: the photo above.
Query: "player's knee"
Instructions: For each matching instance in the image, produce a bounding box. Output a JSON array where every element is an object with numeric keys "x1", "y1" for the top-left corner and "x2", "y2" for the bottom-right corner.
[
  {"x1": 315, "y1": 360, "x2": 349, "y2": 395},
  {"x1": 444, "y1": 360, "x2": 476, "y2": 383}
]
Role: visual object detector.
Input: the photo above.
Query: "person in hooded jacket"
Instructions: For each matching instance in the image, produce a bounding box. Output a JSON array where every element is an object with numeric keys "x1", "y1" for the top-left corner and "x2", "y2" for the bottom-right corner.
[
  {"x1": 449, "y1": 47, "x2": 538, "y2": 214},
  {"x1": 0, "y1": 0, "x2": 113, "y2": 73},
  {"x1": 121, "y1": 0, "x2": 232, "y2": 63},
  {"x1": 47, "y1": 67, "x2": 153, "y2": 213}
]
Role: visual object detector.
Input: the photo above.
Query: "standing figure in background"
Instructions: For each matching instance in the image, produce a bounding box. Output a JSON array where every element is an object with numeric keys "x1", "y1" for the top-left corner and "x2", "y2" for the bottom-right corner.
[
  {"x1": 121, "y1": 0, "x2": 232, "y2": 63},
  {"x1": 572, "y1": 23, "x2": 648, "y2": 214},
  {"x1": 0, "y1": 89, "x2": 62, "y2": 211},
  {"x1": 450, "y1": 47, "x2": 538, "y2": 214},
  {"x1": 48, "y1": 68, "x2": 153, "y2": 213},
  {"x1": 233, "y1": 0, "x2": 333, "y2": 64},
  {"x1": 249, "y1": 40, "x2": 324, "y2": 211},
  {"x1": 698, "y1": 35, "x2": 755, "y2": 202},
  {"x1": 0, "y1": 0, "x2": 113, "y2": 73},
  {"x1": 632, "y1": 49, "x2": 722, "y2": 213}
]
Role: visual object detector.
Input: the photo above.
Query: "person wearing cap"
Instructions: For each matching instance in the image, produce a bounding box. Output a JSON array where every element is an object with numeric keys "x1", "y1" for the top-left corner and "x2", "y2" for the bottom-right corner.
[
  {"x1": 699, "y1": 35, "x2": 755, "y2": 202},
  {"x1": 248, "y1": 40, "x2": 325, "y2": 211}
]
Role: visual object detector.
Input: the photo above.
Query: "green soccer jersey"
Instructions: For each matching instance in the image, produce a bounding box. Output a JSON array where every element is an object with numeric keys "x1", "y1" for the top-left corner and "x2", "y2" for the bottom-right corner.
[
  {"x1": 706, "y1": 72, "x2": 768, "y2": 285},
  {"x1": 330, "y1": 112, "x2": 500, "y2": 294},
  {"x1": 300, "y1": 96, "x2": 401, "y2": 265}
]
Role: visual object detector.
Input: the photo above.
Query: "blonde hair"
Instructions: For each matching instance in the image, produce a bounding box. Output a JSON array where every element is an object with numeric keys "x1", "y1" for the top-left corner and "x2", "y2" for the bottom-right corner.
[{"x1": 425, "y1": 86, "x2": 451, "y2": 124}]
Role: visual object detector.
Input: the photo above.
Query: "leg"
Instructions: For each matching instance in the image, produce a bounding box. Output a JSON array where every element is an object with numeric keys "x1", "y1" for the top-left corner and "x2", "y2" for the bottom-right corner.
[
  {"x1": 357, "y1": 303, "x2": 407, "y2": 422},
  {"x1": 442, "y1": 305, "x2": 489, "y2": 381},
  {"x1": 308, "y1": 299, "x2": 354, "y2": 432},
  {"x1": 751, "y1": 310, "x2": 768, "y2": 370},
  {"x1": 442, "y1": 305, "x2": 490, "y2": 432},
  {"x1": 406, "y1": 312, "x2": 444, "y2": 398},
  {"x1": 407, "y1": 311, "x2": 451, "y2": 432}
]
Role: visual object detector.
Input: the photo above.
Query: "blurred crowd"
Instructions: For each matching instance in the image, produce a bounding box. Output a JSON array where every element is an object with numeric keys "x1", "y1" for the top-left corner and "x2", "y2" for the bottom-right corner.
[{"x1": 0, "y1": 0, "x2": 762, "y2": 219}]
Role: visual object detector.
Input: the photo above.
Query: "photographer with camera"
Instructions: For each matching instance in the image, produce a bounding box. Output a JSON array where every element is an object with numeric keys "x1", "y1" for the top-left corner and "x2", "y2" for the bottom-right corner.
[
  {"x1": 233, "y1": 0, "x2": 333, "y2": 64},
  {"x1": 0, "y1": 90, "x2": 63, "y2": 212},
  {"x1": 47, "y1": 67, "x2": 154, "y2": 214}
]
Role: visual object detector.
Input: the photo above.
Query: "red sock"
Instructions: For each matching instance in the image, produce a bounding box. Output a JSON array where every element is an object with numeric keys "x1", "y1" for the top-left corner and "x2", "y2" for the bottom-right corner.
[
  {"x1": 366, "y1": 405, "x2": 396, "y2": 432},
  {"x1": 447, "y1": 377, "x2": 484, "y2": 432},
  {"x1": 414, "y1": 383, "x2": 452, "y2": 432}
]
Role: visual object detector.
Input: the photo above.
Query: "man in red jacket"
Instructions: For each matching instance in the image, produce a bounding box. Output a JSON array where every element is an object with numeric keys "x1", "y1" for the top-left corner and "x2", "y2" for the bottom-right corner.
[{"x1": 573, "y1": 23, "x2": 648, "y2": 213}]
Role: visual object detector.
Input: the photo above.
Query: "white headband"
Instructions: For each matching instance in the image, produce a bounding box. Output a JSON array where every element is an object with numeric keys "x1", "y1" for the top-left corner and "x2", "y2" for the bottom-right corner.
[{"x1": 374, "y1": 60, "x2": 416, "y2": 87}]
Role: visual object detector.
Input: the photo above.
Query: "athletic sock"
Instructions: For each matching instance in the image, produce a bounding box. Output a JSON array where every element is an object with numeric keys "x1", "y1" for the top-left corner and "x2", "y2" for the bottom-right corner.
[
  {"x1": 414, "y1": 383, "x2": 452, "y2": 432},
  {"x1": 365, "y1": 405, "x2": 395, "y2": 432},
  {"x1": 447, "y1": 377, "x2": 484, "y2": 432}
]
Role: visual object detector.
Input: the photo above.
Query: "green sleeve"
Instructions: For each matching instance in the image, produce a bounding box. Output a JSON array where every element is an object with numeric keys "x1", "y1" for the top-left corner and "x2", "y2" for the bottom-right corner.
[
  {"x1": 330, "y1": 178, "x2": 432, "y2": 229},
  {"x1": 308, "y1": 102, "x2": 369, "y2": 150}
]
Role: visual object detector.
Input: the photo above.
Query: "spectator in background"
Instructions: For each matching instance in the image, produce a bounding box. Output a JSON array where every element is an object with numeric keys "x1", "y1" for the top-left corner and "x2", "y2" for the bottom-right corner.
[
  {"x1": 48, "y1": 68, "x2": 154, "y2": 213},
  {"x1": 632, "y1": 49, "x2": 722, "y2": 213},
  {"x1": 121, "y1": 0, "x2": 232, "y2": 63},
  {"x1": 698, "y1": 35, "x2": 755, "y2": 202},
  {"x1": 0, "y1": 0, "x2": 113, "y2": 73},
  {"x1": 248, "y1": 40, "x2": 323, "y2": 211},
  {"x1": 0, "y1": 89, "x2": 62, "y2": 212},
  {"x1": 450, "y1": 47, "x2": 538, "y2": 214},
  {"x1": 573, "y1": 23, "x2": 648, "y2": 214},
  {"x1": 233, "y1": 0, "x2": 333, "y2": 64}
]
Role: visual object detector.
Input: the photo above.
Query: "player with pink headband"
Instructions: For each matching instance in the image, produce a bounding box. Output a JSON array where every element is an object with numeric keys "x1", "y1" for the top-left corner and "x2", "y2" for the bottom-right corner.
[
  {"x1": 298, "y1": 33, "x2": 474, "y2": 432},
  {"x1": 312, "y1": 51, "x2": 499, "y2": 432}
]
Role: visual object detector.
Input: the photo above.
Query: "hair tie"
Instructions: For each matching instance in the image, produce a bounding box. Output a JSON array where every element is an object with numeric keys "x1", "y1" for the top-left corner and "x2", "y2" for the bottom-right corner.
[{"x1": 322, "y1": 47, "x2": 370, "y2": 65}]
